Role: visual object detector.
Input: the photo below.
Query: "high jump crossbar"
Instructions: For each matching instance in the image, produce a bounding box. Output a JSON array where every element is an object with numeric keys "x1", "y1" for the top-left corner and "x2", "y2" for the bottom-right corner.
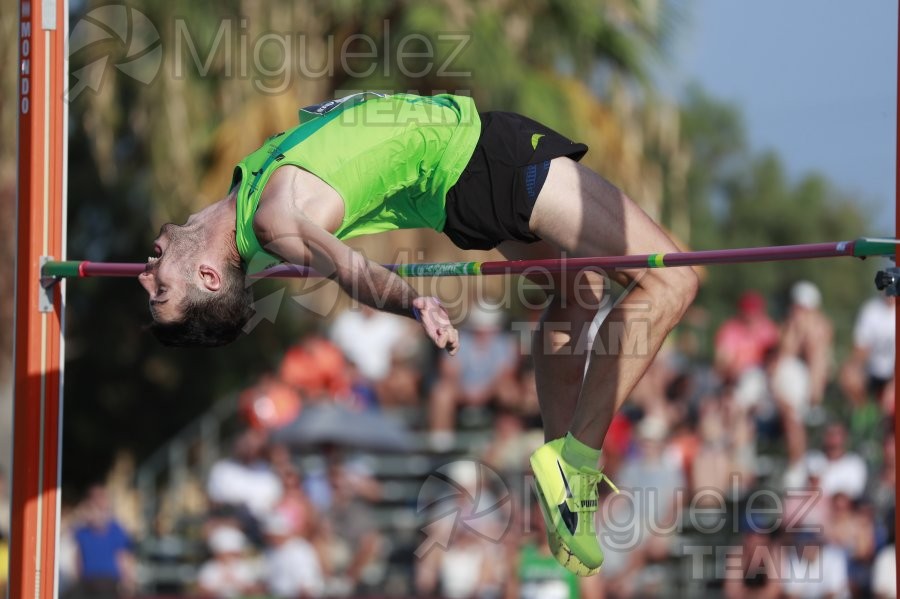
[{"x1": 39, "y1": 237, "x2": 900, "y2": 282}]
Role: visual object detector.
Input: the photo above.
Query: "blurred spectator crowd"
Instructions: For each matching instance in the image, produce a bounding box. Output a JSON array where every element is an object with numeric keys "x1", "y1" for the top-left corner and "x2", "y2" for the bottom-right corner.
[{"x1": 51, "y1": 282, "x2": 895, "y2": 598}]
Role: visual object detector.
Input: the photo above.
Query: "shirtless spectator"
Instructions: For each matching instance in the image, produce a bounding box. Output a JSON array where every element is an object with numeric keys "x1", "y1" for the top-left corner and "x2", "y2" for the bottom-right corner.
[
  {"x1": 766, "y1": 345, "x2": 812, "y2": 474},
  {"x1": 692, "y1": 389, "x2": 756, "y2": 502},
  {"x1": 781, "y1": 281, "x2": 833, "y2": 405}
]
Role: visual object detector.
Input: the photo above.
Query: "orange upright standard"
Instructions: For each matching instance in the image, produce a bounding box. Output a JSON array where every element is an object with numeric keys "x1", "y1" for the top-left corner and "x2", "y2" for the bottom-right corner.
[{"x1": 11, "y1": 0, "x2": 68, "y2": 596}]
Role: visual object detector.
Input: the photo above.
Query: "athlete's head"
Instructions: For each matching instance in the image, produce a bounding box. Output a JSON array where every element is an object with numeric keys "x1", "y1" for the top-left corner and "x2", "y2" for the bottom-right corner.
[{"x1": 140, "y1": 217, "x2": 253, "y2": 347}]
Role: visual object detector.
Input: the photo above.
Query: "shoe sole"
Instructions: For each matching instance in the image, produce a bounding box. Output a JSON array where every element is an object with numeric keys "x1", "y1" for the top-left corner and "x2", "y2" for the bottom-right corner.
[{"x1": 530, "y1": 450, "x2": 602, "y2": 577}]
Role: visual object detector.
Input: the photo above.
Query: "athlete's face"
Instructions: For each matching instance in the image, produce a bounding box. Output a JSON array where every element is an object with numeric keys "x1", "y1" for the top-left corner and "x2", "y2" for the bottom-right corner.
[{"x1": 139, "y1": 220, "x2": 203, "y2": 322}]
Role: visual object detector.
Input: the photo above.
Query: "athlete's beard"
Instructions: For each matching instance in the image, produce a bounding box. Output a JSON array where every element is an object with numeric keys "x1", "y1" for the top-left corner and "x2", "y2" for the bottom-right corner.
[{"x1": 162, "y1": 222, "x2": 206, "y2": 276}]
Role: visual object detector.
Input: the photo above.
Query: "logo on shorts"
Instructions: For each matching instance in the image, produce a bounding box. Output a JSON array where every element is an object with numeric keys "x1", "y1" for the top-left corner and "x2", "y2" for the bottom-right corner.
[{"x1": 531, "y1": 133, "x2": 544, "y2": 150}]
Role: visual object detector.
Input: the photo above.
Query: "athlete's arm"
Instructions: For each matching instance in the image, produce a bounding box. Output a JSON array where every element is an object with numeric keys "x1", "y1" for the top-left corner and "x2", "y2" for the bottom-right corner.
[{"x1": 257, "y1": 212, "x2": 459, "y2": 354}]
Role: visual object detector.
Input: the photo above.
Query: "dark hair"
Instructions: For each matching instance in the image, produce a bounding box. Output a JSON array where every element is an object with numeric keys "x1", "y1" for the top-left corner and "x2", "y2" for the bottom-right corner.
[{"x1": 150, "y1": 263, "x2": 254, "y2": 347}]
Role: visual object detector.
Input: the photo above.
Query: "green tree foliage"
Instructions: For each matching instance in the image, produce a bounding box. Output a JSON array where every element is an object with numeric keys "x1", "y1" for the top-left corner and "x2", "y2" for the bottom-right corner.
[
  {"x1": 0, "y1": 0, "x2": 877, "y2": 487},
  {"x1": 678, "y1": 86, "x2": 876, "y2": 356},
  {"x1": 59, "y1": 0, "x2": 685, "y2": 487}
]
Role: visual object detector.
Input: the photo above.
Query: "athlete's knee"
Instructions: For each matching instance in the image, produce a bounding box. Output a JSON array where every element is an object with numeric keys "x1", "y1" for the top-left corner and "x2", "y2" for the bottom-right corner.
[
  {"x1": 667, "y1": 267, "x2": 699, "y2": 317},
  {"x1": 644, "y1": 267, "x2": 699, "y2": 321}
]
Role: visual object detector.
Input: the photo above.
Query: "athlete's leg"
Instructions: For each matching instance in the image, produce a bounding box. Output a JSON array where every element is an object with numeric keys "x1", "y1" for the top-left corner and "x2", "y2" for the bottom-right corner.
[
  {"x1": 497, "y1": 241, "x2": 607, "y2": 442},
  {"x1": 529, "y1": 157, "x2": 699, "y2": 448}
]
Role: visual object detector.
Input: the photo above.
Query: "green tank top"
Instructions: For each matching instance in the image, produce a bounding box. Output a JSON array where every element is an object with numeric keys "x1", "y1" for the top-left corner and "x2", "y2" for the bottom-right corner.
[
  {"x1": 232, "y1": 92, "x2": 481, "y2": 271},
  {"x1": 518, "y1": 543, "x2": 580, "y2": 599}
]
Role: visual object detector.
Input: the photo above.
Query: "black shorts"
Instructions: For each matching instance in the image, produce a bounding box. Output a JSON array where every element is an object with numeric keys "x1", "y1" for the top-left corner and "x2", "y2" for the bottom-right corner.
[{"x1": 442, "y1": 111, "x2": 589, "y2": 250}]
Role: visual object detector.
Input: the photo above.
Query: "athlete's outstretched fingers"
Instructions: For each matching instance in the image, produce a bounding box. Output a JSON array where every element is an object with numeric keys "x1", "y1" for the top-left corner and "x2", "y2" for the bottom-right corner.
[
  {"x1": 446, "y1": 327, "x2": 460, "y2": 355},
  {"x1": 414, "y1": 295, "x2": 461, "y2": 354}
]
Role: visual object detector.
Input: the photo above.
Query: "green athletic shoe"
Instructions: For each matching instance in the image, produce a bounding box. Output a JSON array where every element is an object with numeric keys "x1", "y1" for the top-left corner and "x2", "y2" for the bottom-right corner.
[{"x1": 530, "y1": 438, "x2": 618, "y2": 577}]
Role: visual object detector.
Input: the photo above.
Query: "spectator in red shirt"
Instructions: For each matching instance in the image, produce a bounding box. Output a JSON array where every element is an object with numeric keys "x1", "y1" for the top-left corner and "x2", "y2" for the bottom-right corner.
[{"x1": 714, "y1": 291, "x2": 779, "y2": 382}]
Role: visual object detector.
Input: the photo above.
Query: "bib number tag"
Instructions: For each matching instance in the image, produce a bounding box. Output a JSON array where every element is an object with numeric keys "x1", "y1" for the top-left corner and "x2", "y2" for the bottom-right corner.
[{"x1": 299, "y1": 91, "x2": 387, "y2": 122}]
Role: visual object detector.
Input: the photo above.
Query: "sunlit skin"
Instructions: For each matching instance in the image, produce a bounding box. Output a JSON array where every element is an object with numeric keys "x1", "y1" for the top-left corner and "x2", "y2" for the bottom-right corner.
[
  {"x1": 141, "y1": 165, "x2": 460, "y2": 353},
  {"x1": 139, "y1": 226, "x2": 187, "y2": 323},
  {"x1": 139, "y1": 204, "x2": 231, "y2": 324},
  {"x1": 142, "y1": 157, "x2": 697, "y2": 451}
]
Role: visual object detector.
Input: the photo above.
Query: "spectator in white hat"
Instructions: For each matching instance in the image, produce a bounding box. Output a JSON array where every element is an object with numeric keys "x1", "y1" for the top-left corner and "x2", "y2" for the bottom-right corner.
[{"x1": 781, "y1": 280, "x2": 833, "y2": 406}]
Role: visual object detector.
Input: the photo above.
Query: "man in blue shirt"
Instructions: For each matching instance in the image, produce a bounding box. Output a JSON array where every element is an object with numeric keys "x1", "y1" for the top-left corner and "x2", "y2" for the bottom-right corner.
[{"x1": 70, "y1": 485, "x2": 136, "y2": 599}]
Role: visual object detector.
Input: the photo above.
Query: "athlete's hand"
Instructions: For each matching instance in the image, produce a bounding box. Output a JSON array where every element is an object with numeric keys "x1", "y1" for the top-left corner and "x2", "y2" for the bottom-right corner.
[{"x1": 413, "y1": 296, "x2": 459, "y2": 355}]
